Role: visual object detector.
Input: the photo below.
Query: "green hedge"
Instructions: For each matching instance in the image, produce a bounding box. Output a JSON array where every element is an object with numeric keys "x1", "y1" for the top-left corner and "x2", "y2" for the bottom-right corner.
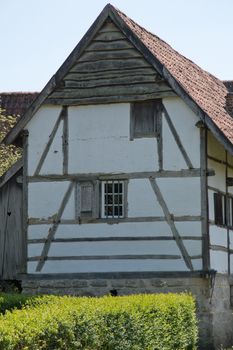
[
  {"x1": 0, "y1": 293, "x2": 56, "y2": 314},
  {"x1": 0, "y1": 293, "x2": 198, "y2": 350}
]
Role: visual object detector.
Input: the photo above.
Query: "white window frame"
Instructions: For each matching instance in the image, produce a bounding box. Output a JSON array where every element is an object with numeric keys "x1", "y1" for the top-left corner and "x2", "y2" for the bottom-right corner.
[{"x1": 101, "y1": 180, "x2": 127, "y2": 219}]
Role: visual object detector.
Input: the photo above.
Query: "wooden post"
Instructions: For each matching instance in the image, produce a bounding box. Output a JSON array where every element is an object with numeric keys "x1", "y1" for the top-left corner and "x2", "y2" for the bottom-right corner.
[
  {"x1": 22, "y1": 130, "x2": 29, "y2": 273},
  {"x1": 200, "y1": 126, "x2": 210, "y2": 272}
]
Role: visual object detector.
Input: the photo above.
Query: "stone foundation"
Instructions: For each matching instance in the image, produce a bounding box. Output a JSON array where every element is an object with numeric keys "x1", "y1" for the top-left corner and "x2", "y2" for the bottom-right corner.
[{"x1": 22, "y1": 274, "x2": 233, "y2": 349}]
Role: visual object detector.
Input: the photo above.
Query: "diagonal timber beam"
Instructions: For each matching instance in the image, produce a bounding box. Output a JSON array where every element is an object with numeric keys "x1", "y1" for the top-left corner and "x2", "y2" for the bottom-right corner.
[
  {"x1": 149, "y1": 177, "x2": 194, "y2": 271},
  {"x1": 36, "y1": 181, "x2": 75, "y2": 272},
  {"x1": 162, "y1": 105, "x2": 194, "y2": 169},
  {"x1": 34, "y1": 106, "x2": 66, "y2": 176}
]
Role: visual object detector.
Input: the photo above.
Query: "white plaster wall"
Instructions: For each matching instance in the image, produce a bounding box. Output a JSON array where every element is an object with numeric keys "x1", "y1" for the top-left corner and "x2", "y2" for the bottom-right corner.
[
  {"x1": 208, "y1": 132, "x2": 225, "y2": 160},
  {"x1": 157, "y1": 177, "x2": 201, "y2": 216},
  {"x1": 128, "y1": 179, "x2": 164, "y2": 217},
  {"x1": 69, "y1": 104, "x2": 158, "y2": 174},
  {"x1": 28, "y1": 240, "x2": 182, "y2": 258},
  {"x1": 209, "y1": 225, "x2": 228, "y2": 247},
  {"x1": 28, "y1": 181, "x2": 74, "y2": 220},
  {"x1": 207, "y1": 133, "x2": 230, "y2": 273},
  {"x1": 39, "y1": 122, "x2": 63, "y2": 175},
  {"x1": 28, "y1": 221, "x2": 202, "y2": 240},
  {"x1": 27, "y1": 105, "x2": 62, "y2": 176},
  {"x1": 230, "y1": 255, "x2": 233, "y2": 274},
  {"x1": 28, "y1": 259, "x2": 189, "y2": 274},
  {"x1": 210, "y1": 250, "x2": 228, "y2": 274},
  {"x1": 162, "y1": 97, "x2": 200, "y2": 169},
  {"x1": 208, "y1": 160, "x2": 226, "y2": 192}
]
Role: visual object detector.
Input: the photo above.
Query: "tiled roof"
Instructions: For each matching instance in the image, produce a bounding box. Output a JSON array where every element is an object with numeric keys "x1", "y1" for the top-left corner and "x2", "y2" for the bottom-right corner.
[
  {"x1": 0, "y1": 92, "x2": 39, "y2": 118},
  {"x1": 115, "y1": 7, "x2": 233, "y2": 144},
  {"x1": 223, "y1": 81, "x2": 233, "y2": 117}
]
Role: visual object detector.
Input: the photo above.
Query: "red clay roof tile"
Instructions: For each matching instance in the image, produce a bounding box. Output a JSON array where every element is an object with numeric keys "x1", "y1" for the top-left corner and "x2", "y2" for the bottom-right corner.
[
  {"x1": 0, "y1": 92, "x2": 39, "y2": 118},
  {"x1": 115, "y1": 7, "x2": 233, "y2": 143}
]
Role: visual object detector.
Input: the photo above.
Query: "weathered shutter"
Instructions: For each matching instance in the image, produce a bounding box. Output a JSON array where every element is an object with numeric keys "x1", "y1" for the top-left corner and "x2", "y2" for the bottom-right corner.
[
  {"x1": 77, "y1": 181, "x2": 99, "y2": 218},
  {"x1": 214, "y1": 192, "x2": 223, "y2": 225},
  {"x1": 79, "y1": 182, "x2": 93, "y2": 217},
  {"x1": 130, "y1": 100, "x2": 162, "y2": 139}
]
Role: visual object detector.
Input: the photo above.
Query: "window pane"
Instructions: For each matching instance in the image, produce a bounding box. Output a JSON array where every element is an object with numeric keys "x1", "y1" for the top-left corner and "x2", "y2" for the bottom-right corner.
[
  {"x1": 114, "y1": 183, "x2": 119, "y2": 193},
  {"x1": 119, "y1": 183, "x2": 123, "y2": 193},
  {"x1": 107, "y1": 184, "x2": 113, "y2": 193},
  {"x1": 119, "y1": 206, "x2": 123, "y2": 216},
  {"x1": 107, "y1": 195, "x2": 113, "y2": 204},
  {"x1": 114, "y1": 206, "x2": 119, "y2": 216}
]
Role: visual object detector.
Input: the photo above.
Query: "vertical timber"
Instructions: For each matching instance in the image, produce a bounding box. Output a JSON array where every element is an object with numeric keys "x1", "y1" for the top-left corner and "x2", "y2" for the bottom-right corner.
[
  {"x1": 200, "y1": 126, "x2": 210, "y2": 271},
  {"x1": 22, "y1": 130, "x2": 29, "y2": 273}
]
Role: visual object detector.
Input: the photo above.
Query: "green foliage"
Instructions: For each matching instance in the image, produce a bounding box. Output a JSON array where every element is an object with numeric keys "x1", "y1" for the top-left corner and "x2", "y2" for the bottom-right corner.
[
  {"x1": 0, "y1": 110, "x2": 21, "y2": 177},
  {"x1": 0, "y1": 293, "x2": 198, "y2": 350},
  {"x1": 0, "y1": 293, "x2": 56, "y2": 314}
]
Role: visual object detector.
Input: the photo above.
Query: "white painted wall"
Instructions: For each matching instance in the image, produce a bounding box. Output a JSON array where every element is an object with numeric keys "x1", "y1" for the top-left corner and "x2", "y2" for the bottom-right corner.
[
  {"x1": 210, "y1": 251, "x2": 228, "y2": 274},
  {"x1": 128, "y1": 179, "x2": 164, "y2": 217},
  {"x1": 28, "y1": 182, "x2": 74, "y2": 220},
  {"x1": 208, "y1": 160, "x2": 226, "y2": 192},
  {"x1": 28, "y1": 259, "x2": 190, "y2": 274},
  {"x1": 209, "y1": 225, "x2": 228, "y2": 247},
  {"x1": 28, "y1": 221, "x2": 201, "y2": 240},
  {"x1": 207, "y1": 132, "x2": 229, "y2": 273},
  {"x1": 69, "y1": 104, "x2": 158, "y2": 174},
  {"x1": 162, "y1": 97, "x2": 200, "y2": 169},
  {"x1": 26, "y1": 97, "x2": 203, "y2": 274},
  {"x1": 27, "y1": 106, "x2": 62, "y2": 176},
  {"x1": 157, "y1": 177, "x2": 201, "y2": 216}
]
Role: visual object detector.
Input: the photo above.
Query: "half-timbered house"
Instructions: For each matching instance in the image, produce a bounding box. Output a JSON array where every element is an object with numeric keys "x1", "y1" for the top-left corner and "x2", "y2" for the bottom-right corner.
[{"x1": 1, "y1": 4, "x2": 233, "y2": 348}]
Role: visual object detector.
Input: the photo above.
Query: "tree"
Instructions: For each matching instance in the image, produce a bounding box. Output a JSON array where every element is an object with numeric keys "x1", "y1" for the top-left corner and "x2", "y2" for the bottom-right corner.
[{"x1": 0, "y1": 109, "x2": 22, "y2": 176}]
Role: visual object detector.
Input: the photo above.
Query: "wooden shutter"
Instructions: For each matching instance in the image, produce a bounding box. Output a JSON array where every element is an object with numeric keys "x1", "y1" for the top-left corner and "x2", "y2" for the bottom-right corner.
[
  {"x1": 130, "y1": 100, "x2": 162, "y2": 139},
  {"x1": 81, "y1": 183, "x2": 93, "y2": 212},
  {"x1": 77, "y1": 181, "x2": 99, "y2": 218},
  {"x1": 76, "y1": 182, "x2": 93, "y2": 218},
  {"x1": 214, "y1": 192, "x2": 223, "y2": 225}
]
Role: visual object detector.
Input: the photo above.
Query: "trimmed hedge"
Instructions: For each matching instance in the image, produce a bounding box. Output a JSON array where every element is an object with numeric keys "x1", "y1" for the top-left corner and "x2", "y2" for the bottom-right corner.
[
  {"x1": 0, "y1": 293, "x2": 198, "y2": 350},
  {"x1": 0, "y1": 293, "x2": 56, "y2": 314}
]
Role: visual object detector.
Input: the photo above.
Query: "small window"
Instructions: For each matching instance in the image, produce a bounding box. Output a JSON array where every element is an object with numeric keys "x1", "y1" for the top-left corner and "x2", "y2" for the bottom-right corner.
[
  {"x1": 102, "y1": 180, "x2": 126, "y2": 218},
  {"x1": 214, "y1": 192, "x2": 227, "y2": 226},
  {"x1": 130, "y1": 100, "x2": 162, "y2": 139}
]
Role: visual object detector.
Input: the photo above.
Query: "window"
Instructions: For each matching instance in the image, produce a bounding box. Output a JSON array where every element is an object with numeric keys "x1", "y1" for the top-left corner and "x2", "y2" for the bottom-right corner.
[
  {"x1": 130, "y1": 100, "x2": 162, "y2": 140},
  {"x1": 213, "y1": 192, "x2": 233, "y2": 227},
  {"x1": 214, "y1": 192, "x2": 226, "y2": 226},
  {"x1": 102, "y1": 180, "x2": 126, "y2": 218}
]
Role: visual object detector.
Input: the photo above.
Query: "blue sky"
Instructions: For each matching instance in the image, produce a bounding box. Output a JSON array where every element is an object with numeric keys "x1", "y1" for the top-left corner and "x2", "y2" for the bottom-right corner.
[{"x1": 1, "y1": 0, "x2": 233, "y2": 92}]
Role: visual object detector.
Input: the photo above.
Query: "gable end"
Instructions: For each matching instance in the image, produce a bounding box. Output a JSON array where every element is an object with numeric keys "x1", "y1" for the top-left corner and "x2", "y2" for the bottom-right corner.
[{"x1": 45, "y1": 20, "x2": 175, "y2": 105}]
